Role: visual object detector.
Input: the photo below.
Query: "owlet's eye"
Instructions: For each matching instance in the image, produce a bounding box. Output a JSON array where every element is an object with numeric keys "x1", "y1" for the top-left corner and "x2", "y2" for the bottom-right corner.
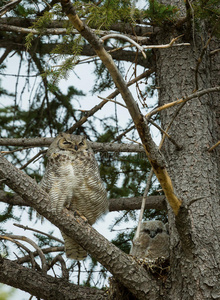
[{"x1": 79, "y1": 141, "x2": 84, "y2": 146}]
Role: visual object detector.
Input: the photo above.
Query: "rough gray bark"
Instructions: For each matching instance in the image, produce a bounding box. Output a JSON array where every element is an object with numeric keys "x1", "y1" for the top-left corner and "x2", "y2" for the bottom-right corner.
[
  {"x1": 154, "y1": 6, "x2": 220, "y2": 299},
  {"x1": 0, "y1": 257, "x2": 107, "y2": 300}
]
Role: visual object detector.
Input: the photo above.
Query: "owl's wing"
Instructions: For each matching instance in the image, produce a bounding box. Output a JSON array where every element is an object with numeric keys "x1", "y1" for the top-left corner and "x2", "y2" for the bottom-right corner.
[
  {"x1": 40, "y1": 157, "x2": 74, "y2": 213},
  {"x1": 71, "y1": 157, "x2": 108, "y2": 224}
]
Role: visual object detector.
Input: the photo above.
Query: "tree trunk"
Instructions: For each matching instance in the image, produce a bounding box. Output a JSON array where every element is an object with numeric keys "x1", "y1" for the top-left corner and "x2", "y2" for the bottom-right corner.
[{"x1": 154, "y1": 3, "x2": 220, "y2": 298}]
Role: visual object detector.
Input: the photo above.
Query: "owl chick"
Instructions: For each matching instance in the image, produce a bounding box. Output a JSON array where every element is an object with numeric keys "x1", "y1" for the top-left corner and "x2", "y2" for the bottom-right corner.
[
  {"x1": 40, "y1": 133, "x2": 108, "y2": 260},
  {"x1": 131, "y1": 220, "x2": 169, "y2": 260}
]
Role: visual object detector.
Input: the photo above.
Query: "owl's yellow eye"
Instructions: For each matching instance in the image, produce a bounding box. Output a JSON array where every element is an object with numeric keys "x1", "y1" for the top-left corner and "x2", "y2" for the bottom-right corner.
[{"x1": 79, "y1": 141, "x2": 84, "y2": 146}]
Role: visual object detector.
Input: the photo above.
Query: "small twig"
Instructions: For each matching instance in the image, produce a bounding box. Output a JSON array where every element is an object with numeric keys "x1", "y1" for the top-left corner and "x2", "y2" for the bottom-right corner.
[
  {"x1": 148, "y1": 119, "x2": 182, "y2": 150},
  {"x1": 97, "y1": 96, "x2": 127, "y2": 109},
  {"x1": 146, "y1": 86, "x2": 220, "y2": 119},
  {"x1": 20, "y1": 149, "x2": 47, "y2": 170},
  {"x1": 143, "y1": 35, "x2": 190, "y2": 49},
  {"x1": 101, "y1": 33, "x2": 146, "y2": 58},
  {"x1": 0, "y1": 0, "x2": 22, "y2": 17},
  {"x1": 13, "y1": 223, "x2": 64, "y2": 244},
  {"x1": 1, "y1": 146, "x2": 35, "y2": 156},
  {"x1": 208, "y1": 141, "x2": 220, "y2": 152},
  {"x1": 48, "y1": 255, "x2": 69, "y2": 280},
  {"x1": 15, "y1": 246, "x2": 65, "y2": 264},
  {"x1": 125, "y1": 136, "x2": 142, "y2": 146},
  {"x1": 113, "y1": 125, "x2": 136, "y2": 142},
  {"x1": 210, "y1": 48, "x2": 220, "y2": 55},
  {"x1": 2, "y1": 234, "x2": 48, "y2": 273},
  {"x1": 0, "y1": 235, "x2": 37, "y2": 269},
  {"x1": 67, "y1": 69, "x2": 154, "y2": 134}
]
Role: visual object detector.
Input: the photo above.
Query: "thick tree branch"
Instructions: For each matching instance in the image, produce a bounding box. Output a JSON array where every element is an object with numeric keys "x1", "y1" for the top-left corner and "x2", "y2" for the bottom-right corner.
[
  {"x1": 60, "y1": 0, "x2": 182, "y2": 215},
  {"x1": 0, "y1": 37, "x2": 147, "y2": 67},
  {"x1": 0, "y1": 257, "x2": 106, "y2": 300},
  {"x1": 0, "y1": 17, "x2": 154, "y2": 40},
  {"x1": 0, "y1": 155, "x2": 160, "y2": 299},
  {"x1": 0, "y1": 138, "x2": 145, "y2": 152},
  {"x1": 0, "y1": 23, "x2": 149, "y2": 44},
  {"x1": 0, "y1": 190, "x2": 166, "y2": 211}
]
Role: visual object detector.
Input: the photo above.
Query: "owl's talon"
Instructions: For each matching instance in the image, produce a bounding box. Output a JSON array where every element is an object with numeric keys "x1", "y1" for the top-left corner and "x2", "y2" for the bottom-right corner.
[{"x1": 73, "y1": 210, "x2": 88, "y2": 223}]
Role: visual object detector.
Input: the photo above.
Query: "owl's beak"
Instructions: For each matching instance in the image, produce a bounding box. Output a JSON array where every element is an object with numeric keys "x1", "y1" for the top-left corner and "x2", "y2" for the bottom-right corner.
[
  {"x1": 150, "y1": 231, "x2": 156, "y2": 238},
  {"x1": 75, "y1": 145, "x2": 78, "y2": 151}
]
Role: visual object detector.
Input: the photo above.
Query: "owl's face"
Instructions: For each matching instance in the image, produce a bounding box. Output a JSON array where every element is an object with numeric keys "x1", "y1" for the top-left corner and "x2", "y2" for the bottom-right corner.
[
  {"x1": 47, "y1": 133, "x2": 90, "y2": 157},
  {"x1": 140, "y1": 220, "x2": 166, "y2": 239}
]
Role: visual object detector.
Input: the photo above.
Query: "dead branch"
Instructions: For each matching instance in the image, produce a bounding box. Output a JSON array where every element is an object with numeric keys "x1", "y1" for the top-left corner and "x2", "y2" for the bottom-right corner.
[
  {"x1": 13, "y1": 223, "x2": 64, "y2": 244},
  {"x1": 143, "y1": 35, "x2": 190, "y2": 49},
  {"x1": 1, "y1": 234, "x2": 47, "y2": 273},
  {"x1": 0, "y1": 0, "x2": 22, "y2": 17},
  {"x1": 0, "y1": 190, "x2": 166, "y2": 211},
  {"x1": 48, "y1": 255, "x2": 69, "y2": 280},
  {"x1": 0, "y1": 257, "x2": 107, "y2": 300},
  {"x1": 0, "y1": 138, "x2": 145, "y2": 152},
  {"x1": 15, "y1": 246, "x2": 65, "y2": 264},
  {"x1": 0, "y1": 23, "x2": 149, "y2": 44},
  {"x1": 148, "y1": 119, "x2": 182, "y2": 150},
  {"x1": 97, "y1": 96, "x2": 127, "y2": 109},
  {"x1": 113, "y1": 125, "x2": 136, "y2": 142},
  {"x1": 101, "y1": 33, "x2": 146, "y2": 58},
  {"x1": 20, "y1": 149, "x2": 46, "y2": 170},
  {"x1": 67, "y1": 69, "x2": 155, "y2": 133},
  {"x1": 208, "y1": 140, "x2": 220, "y2": 152},
  {"x1": 146, "y1": 86, "x2": 220, "y2": 119}
]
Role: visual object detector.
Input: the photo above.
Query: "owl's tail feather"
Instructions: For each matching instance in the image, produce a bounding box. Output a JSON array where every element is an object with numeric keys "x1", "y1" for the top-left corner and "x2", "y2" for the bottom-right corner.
[{"x1": 61, "y1": 232, "x2": 87, "y2": 260}]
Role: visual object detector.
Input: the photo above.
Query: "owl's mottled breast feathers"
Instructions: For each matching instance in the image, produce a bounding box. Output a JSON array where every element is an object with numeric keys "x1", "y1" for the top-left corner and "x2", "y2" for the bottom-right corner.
[{"x1": 39, "y1": 133, "x2": 108, "y2": 260}]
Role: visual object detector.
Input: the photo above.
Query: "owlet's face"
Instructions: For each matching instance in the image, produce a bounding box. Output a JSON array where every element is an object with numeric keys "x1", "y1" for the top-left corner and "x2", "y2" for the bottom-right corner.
[
  {"x1": 141, "y1": 220, "x2": 166, "y2": 239},
  {"x1": 47, "y1": 133, "x2": 90, "y2": 156}
]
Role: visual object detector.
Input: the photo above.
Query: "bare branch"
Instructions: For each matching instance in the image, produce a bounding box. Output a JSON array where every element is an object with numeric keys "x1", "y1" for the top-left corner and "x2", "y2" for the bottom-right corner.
[
  {"x1": 208, "y1": 140, "x2": 220, "y2": 152},
  {"x1": 0, "y1": 257, "x2": 107, "y2": 300},
  {"x1": 0, "y1": 23, "x2": 149, "y2": 44},
  {"x1": 0, "y1": 138, "x2": 145, "y2": 152},
  {"x1": 13, "y1": 223, "x2": 64, "y2": 244},
  {"x1": 16, "y1": 246, "x2": 65, "y2": 264},
  {"x1": 97, "y1": 96, "x2": 127, "y2": 109},
  {"x1": 0, "y1": 0, "x2": 22, "y2": 17},
  {"x1": 101, "y1": 33, "x2": 146, "y2": 58},
  {"x1": 0, "y1": 190, "x2": 166, "y2": 211},
  {"x1": 143, "y1": 35, "x2": 190, "y2": 49},
  {"x1": 148, "y1": 119, "x2": 182, "y2": 150},
  {"x1": 1, "y1": 234, "x2": 47, "y2": 273},
  {"x1": 146, "y1": 86, "x2": 220, "y2": 119},
  {"x1": 67, "y1": 69, "x2": 155, "y2": 133}
]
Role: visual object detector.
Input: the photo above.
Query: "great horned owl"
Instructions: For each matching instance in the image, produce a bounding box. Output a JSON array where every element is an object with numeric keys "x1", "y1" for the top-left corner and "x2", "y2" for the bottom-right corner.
[
  {"x1": 131, "y1": 220, "x2": 169, "y2": 260},
  {"x1": 40, "y1": 133, "x2": 108, "y2": 260}
]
